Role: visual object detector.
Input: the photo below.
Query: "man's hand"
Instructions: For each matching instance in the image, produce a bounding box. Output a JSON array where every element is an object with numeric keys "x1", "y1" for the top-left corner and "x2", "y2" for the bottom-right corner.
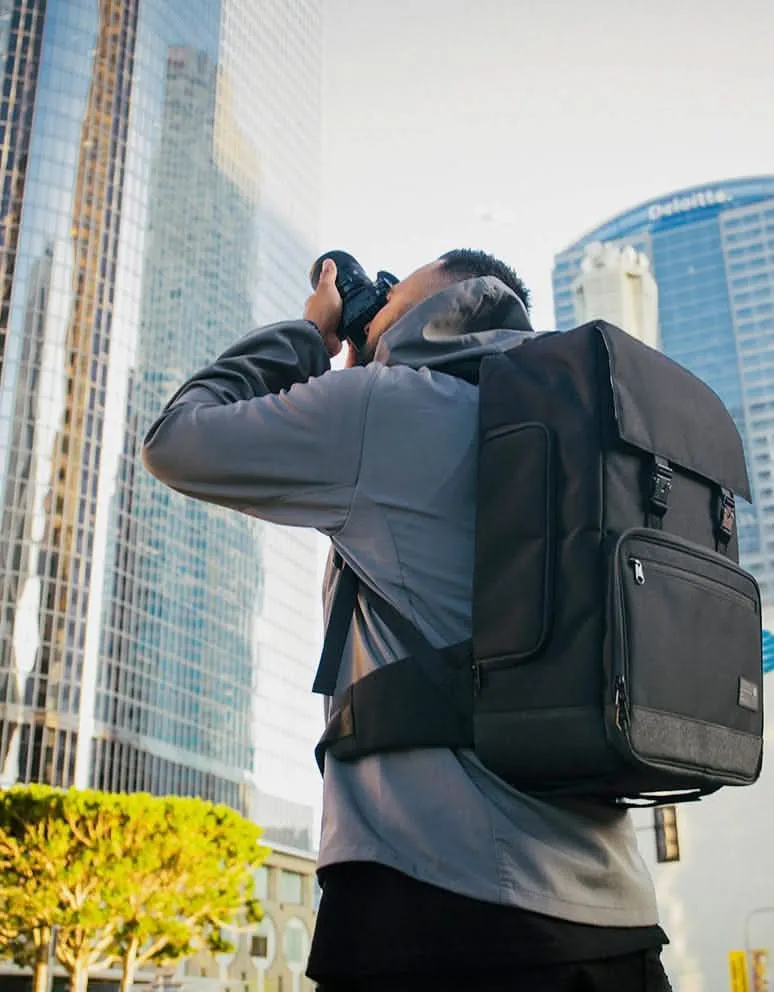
[{"x1": 304, "y1": 259, "x2": 344, "y2": 358}]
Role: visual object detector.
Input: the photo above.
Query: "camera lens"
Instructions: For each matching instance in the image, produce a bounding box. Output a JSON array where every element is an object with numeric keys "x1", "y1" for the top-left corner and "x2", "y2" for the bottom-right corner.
[
  {"x1": 309, "y1": 251, "x2": 398, "y2": 348},
  {"x1": 309, "y1": 251, "x2": 368, "y2": 293}
]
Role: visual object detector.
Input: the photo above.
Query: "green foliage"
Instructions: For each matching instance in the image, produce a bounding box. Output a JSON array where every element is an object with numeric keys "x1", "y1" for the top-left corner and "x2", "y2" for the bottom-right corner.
[
  {"x1": 108, "y1": 791, "x2": 268, "y2": 975},
  {"x1": 0, "y1": 785, "x2": 269, "y2": 991}
]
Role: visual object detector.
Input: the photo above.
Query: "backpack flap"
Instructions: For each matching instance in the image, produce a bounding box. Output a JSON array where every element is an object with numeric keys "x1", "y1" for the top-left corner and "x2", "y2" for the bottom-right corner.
[{"x1": 597, "y1": 321, "x2": 751, "y2": 504}]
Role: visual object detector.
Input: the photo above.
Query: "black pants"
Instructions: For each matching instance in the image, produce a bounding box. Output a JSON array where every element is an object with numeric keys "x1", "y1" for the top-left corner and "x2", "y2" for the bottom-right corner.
[
  {"x1": 316, "y1": 948, "x2": 673, "y2": 991},
  {"x1": 309, "y1": 863, "x2": 671, "y2": 991}
]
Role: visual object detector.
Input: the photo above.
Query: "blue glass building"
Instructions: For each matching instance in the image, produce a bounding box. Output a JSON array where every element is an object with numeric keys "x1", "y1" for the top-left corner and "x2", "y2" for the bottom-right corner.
[
  {"x1": 553, "y1": 176, "x2": 774, "y2": 617},
  {"x1": 0, "y1": 0, "x2": 324, "y2": 845}
]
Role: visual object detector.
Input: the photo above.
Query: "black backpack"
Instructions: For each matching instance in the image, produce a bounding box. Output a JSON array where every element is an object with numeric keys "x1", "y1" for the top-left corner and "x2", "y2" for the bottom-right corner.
[{"x1": 313, "y1": 321, "x2": 764, "y2": 804}]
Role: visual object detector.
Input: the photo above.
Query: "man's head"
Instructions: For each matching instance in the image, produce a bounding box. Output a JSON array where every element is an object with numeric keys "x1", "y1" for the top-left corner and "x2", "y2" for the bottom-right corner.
[{"x1": 356, "y1": 249, "x2": 530, "y2": 364}]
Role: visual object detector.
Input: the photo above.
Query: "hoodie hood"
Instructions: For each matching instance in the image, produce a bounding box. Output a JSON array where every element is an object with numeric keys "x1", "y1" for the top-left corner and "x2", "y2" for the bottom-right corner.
[{"x1": 372, "y1": 275, "x2": 535, "y2": 378}]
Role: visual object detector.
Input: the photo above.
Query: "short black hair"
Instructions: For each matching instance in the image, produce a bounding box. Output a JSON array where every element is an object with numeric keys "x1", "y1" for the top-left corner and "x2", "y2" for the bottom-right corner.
[{"x1": 438, "y1": 249, "x2": 531, "y2": 313}]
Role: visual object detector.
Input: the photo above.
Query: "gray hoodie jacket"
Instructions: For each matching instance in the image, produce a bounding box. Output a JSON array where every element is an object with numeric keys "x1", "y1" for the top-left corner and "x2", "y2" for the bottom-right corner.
[{"x1": 143, "y1": 276, "x2": 659, "y2": 926}]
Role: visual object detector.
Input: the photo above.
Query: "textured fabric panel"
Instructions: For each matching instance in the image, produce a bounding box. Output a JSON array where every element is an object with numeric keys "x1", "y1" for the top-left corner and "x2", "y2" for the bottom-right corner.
[{"x1": 628, "y1": 708, "x2": 762, "y2": 781}]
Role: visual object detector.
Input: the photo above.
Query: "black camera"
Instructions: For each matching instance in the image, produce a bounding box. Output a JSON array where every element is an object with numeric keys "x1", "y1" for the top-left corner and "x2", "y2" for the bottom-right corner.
[{"x1": 309, "y1": 250, "x2": 398, "y2": 350}]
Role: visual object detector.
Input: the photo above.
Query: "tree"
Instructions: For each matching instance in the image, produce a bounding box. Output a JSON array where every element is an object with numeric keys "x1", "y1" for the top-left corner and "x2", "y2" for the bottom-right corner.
[
  {"x1": 0, "y1": 786, "x2": 126, "y2": 992},
  {"x1": 0, "y1": 786, "x2": 88, "y2": 992},
  {"x1": 0, "y1": 786, "x2": 269, "y2": 992},
  {"x1": 105, "y1": 794, "x2": 268, "y2": 992}
]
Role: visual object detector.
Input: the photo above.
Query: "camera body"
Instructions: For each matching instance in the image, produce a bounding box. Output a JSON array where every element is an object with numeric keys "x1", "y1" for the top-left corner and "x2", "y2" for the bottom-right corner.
[{"x1": 309, "y1": 251, "x2": 398, "y2": 350}]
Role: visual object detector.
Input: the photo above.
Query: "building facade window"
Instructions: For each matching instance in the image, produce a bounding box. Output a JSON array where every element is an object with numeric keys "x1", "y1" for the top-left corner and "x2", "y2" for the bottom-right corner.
[{"x1": 0, "y1": 0, "x2": 324, "y2": 843}]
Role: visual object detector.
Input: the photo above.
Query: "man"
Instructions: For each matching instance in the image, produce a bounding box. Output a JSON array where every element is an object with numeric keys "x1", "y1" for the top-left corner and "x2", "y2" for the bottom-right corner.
[{"x1": 142, "y1": 250, "x2": 671, "y2": 991}]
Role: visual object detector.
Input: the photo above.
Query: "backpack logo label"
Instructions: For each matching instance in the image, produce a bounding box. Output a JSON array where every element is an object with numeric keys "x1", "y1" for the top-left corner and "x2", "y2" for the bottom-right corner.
[{"x1": 738, "y1": 677, "x2": 760, "y2": 712}]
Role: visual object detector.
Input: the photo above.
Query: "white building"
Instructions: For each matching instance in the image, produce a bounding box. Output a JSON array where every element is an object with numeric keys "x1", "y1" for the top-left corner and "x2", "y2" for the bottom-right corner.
[{"x1": 573, "y1": 241, "x2": 660, "y2": 349}]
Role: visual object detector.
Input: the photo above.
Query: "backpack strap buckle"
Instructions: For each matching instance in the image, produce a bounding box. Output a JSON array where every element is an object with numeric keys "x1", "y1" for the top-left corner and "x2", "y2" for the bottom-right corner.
[
  {"x1": 716, "y1": 488, "x2": 735, "y2": 553},
  {"x1": 647, "y1": 456, "x2": 672, "y2": 528},
  {"x1": 649, "y1": 456, "x2": 672, "y2": 513}
]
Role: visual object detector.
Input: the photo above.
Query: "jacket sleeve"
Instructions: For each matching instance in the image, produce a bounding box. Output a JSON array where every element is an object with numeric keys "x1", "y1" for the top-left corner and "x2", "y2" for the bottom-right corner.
[{"x1": 141, "y1": 320, "x2": 376, "y2": 534}]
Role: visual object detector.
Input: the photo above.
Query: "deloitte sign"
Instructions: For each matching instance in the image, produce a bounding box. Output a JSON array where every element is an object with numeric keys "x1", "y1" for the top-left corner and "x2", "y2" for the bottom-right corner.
[{"x1": 647, "y1": 188, "x2": 731, "y2": 222}]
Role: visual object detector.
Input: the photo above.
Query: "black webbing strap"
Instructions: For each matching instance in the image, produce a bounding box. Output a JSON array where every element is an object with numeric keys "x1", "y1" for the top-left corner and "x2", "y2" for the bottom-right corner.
[
  {"x1": 312, "y1": 561, "x2": 358, "y2": 696},
  {"x1": 312, "y1": 561, "x2": 474, "y2": 771},
  {"x1": 715, "y1": 487, "x2": 736, "y2": 554},
  {"x1": 357, "y1": 582, "x2": 471, "y2": 707},
  {"x1": 315, "y1": 652, "x2": 474, "y2": 772},
  {"x1": 646, "y1": 455, "x2": 672, "y2": 530},
  {"x1": 613, "y1": 786, "x2": 719, "y2": 808}
]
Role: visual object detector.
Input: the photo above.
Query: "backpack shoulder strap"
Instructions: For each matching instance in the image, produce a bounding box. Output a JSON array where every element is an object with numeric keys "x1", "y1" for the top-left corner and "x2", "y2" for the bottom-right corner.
[
  {"x1": 312, "y1": 561, "x2": 474, "y2": 771},
  {"x1": 312, "y1": 559, "x2": 359, "y2": 696}
]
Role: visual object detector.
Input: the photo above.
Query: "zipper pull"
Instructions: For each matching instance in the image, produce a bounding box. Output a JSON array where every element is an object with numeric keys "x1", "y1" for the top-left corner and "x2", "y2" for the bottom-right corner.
[
  {"x1": 472, "y1": 663, "x2": 482, "y2": 696},
  {"x1": 628, "y1": 557, "x2": 645, "y2": 585}
]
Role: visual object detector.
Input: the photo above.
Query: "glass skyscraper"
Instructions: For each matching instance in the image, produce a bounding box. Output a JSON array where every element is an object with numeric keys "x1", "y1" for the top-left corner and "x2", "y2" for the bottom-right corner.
[
  {"x1": 0, "y1": 0, "x2": 324, "y2": 847},
  {"x1": 553, "y1": 176, "x2": 774, "y2": 620}
]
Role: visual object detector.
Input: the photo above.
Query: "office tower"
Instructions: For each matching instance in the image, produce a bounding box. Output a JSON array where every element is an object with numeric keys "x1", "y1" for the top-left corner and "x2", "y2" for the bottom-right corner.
[
  {"x1": 554, "y1": 176, "x2": 774, "y2": 620},
  {"x1": 0, "y1": 0, "x2": 324, "y2": 848}
]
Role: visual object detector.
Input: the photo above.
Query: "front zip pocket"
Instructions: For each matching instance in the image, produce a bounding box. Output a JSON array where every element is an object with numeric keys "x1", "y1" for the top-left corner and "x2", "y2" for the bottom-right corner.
[
  {"x1": 608, "y1": 528, "x2": 763, "y2": 782},
  {"x1": 628, "y1": 555, "x2": 757, "y2": 613}
]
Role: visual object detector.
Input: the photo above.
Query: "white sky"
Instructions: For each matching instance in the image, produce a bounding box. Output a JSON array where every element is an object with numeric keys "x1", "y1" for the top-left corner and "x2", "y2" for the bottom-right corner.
[{"x1": 320, "y1": 0, "x2": 774, "y2": 328}]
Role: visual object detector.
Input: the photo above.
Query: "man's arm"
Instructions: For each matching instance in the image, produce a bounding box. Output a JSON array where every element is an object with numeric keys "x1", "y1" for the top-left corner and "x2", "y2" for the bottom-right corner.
[{"x1": 142, "y1": 318, "x2": 376, "y2": 534}]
